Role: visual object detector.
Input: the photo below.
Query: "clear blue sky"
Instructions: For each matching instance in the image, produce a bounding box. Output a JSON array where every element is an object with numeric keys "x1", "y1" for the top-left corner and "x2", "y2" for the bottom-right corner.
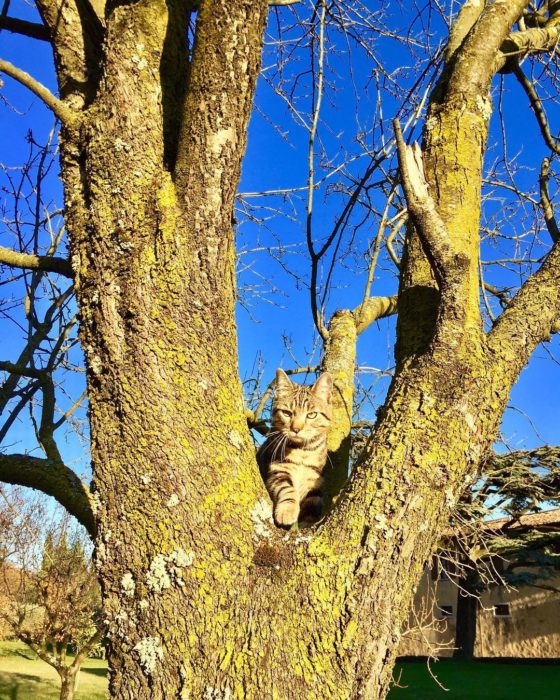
[{"x1": 1, "y1": 1, "x2": 559, "y2": 482}]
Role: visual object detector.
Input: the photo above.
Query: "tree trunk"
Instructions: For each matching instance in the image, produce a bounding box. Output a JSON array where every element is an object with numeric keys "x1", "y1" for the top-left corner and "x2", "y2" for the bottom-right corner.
[
  {"x1": 454, "y1": 575, "x2": 479, "y2": 660},
  {"x1": 58, "y1": 668, "x2": 78, "y2": 700}
]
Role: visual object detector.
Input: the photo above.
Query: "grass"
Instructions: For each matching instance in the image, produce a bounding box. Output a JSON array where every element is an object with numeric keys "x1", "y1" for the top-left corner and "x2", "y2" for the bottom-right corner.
[
  {"x1": 389, "y1": 659, "x2": 560, "y2": 700},
  {"x1": 1, "y1": 640, "x2": 558, "y2": 699},
  {"x1": 0, "y1": 640, "x2": 108, "y2": 699}
]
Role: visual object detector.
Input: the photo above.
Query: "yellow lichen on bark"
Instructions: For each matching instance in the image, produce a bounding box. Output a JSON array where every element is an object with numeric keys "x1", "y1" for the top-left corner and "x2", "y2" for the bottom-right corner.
[{"x1": 322, "y1": 310, "x2": 357, "y2": 503}]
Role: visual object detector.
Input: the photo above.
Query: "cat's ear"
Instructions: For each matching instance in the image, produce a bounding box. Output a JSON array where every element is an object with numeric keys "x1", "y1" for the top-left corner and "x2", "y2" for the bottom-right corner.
[
  {"x1": 312, "y1": 372, "x2": 333, "y2": 403},
  {"x1": 275, "y1": 368, "x2": 293, "y2": 394}
]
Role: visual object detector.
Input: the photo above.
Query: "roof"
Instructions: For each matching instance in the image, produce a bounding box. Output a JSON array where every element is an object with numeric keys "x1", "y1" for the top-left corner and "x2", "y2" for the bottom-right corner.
[{"x1": 484, "y1": 509, "x2": 560, "y2": 532}]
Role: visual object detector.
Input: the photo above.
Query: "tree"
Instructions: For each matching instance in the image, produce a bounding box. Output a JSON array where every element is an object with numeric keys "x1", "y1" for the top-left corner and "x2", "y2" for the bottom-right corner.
[
  {"x1": 1, "y1": 1, "x2": 560, "y2": 699},
  {"x1": 0, "y1": 493, "x2": 102, "y2": 700}
]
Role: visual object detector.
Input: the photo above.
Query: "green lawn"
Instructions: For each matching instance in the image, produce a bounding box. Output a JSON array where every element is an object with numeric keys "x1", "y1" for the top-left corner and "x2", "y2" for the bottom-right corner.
[
  {"x1": 1, "y1": 641, "x2": 558, "y2": 699},
  {"x1": 389, "y1": 659, "x2": 560, "y2": 700},
  {"x1": 0, "y1": 641, "x2": 108, "y2": 700}
]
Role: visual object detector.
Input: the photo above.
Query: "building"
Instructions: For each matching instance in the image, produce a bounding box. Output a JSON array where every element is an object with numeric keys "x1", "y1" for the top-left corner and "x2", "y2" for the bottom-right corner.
[{"x1": 398, "y1": 510, "x2": 560, "y2": 659}]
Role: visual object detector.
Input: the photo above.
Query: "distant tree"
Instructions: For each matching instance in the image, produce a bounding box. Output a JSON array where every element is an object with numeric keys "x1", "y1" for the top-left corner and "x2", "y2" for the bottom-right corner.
[{"x1": 0, "y1": 498, "x2": 102, "y2": 700}]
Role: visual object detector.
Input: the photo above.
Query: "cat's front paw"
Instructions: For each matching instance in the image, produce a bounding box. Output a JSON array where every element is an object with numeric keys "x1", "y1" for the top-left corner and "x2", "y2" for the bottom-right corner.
[{"x1": 274, "y1": 502, "x2": 299, "y2": 529}]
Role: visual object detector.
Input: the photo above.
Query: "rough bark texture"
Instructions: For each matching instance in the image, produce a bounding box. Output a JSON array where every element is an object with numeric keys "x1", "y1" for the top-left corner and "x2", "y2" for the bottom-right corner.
[
  {"x1": 59, "y1": 669, "x2": 78, "y2": 700},
  {"x1": 4, "y1": 1, "x2": 560, "y2": 699},
  {"x1": 322, "y1": 310, "x2": 357, "y2": 503}
]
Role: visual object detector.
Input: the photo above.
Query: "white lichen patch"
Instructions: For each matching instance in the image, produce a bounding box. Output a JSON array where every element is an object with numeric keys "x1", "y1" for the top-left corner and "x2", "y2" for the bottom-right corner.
[
  {"x1": 250, "y1": 498, "x2": 274, "y2": 539},
  {"x1": 140, "y1": 473, "x2": 152, "y2": 485},
  {"x1": 424, "y1": 115, "x2": 438, "y2": 132},
  {"x1": 134, "y1": 636, "x2": 163, "y2": 675},
  {"x1": 91, "y1": 492, "x2": 102, "y2": 516},
  {"x1": 131, "y1": 54, "x2": 148, "y2": 71},
  {"x1": 209, "y1": 127, "x2": 234, "y2": 156},
  {"x1": 475, "y1": 93, "x2": 492, "y2": 121},
  {"x1": 373, "y1": 513, "x2": 387, "y2": 530},
  {"x1": 228, "y1": 429, "x2": 244, "y2": 450},
  {"x1": 373, "y1": 513, "x2": 394, "y2": 539},
  {"x1": 146, "y1": 554, "x2": 172, "y2": 593},
  {"x1": 445, "y1": 488, "x2": 456, "y2": 508},
  {"x1": 146, "y1": 549, "x2": 194, "y2": 592},
  {"x1": 121, "y1": 572, "x2": 136, "y2": 598},
  {"x1": 96, "y1": 541, "x2": 107, "y2": 564},
  {"x1": 114, "y1": 610, "x2": 129, "y2": 626},
  {"x1": 293, "y1": 531, "x2": 313, "y2": 545},
  {"x1": 169, "y1": 548, "x2": 195, "y2": 568},
  {"x1": 114, "y1": 138, "x2": 130, "y2": 153},
  {"x1": 89, "y1": 355, "x2": 103, "y2": 376},
  {"x1": 167, "y1": 493, "x2": 180, "y2": 508},
  {"x1": 138, "y1": 599, "x2": 149, "y2": 611}
]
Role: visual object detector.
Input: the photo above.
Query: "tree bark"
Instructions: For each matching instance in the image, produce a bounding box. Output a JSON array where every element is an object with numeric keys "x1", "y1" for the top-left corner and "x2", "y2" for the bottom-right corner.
[
  {"x1": 453, "y1": 572, "x2": 479, "y2": 660},
  {"x1": 58, "y1": 668, "x2": 78, "y2": 700}
]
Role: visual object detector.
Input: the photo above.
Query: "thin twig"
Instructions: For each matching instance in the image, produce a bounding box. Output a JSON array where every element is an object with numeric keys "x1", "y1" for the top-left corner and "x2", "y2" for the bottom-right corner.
[{"x1": 0, "y1": 59, "x2": 79, "y2": 126}]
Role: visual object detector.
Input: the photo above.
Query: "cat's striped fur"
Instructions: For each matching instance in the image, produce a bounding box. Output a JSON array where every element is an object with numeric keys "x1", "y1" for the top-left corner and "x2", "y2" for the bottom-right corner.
[{"x1": 257, "y1": 369, "x2": 332, "y2": 528}]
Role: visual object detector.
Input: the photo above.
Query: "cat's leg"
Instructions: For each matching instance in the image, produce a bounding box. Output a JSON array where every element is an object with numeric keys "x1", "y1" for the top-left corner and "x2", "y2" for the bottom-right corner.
[
  {"x1": 267, "y1": 468, "x2": 300, "y2": 528},
  {"x1": 298, "y1": 487, "x2": 323, "y2": 525}
]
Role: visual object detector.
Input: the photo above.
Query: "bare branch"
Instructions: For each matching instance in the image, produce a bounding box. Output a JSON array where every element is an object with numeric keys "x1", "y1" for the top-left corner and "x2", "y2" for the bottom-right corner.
[
  {"x1": 394, "y1": 120, "x2": 464, "y2": 285},
  {"x1": 539, "y1": 157, "x2": 560, "y2": 244},
  {"x1": 0, "y1": 244, "x2": 73, "y2": 278},
  {"x1": 444, "y1": 0, "x2": 486, "y2": 62},
  {"x1": 34, "y1": 0, "x2": 104, "y2": 109},
  {"x1": 446, "y1": 0, "x2": 528, "y2": 96},
  {"x1": 245, "y1": 409, "x2": 269, "y2": 436},
  {"x1": 0, "y1": 15, "x2": 50, "y2": 41},
  {"x1": 306, "y1": 0, "x2": 329, "y2": 341},
  {"x1": 353, "y1": 295, "x2": 398, "y2": 335},
  {"x1": 0, "y1": 59, "x2": 79, "y2": 125},
  {"x1": 71, "y1": 627, "x2": 105, "y2": 670},
  {"x1": 497, "y1": 16, "x2": 560, "y2": 72},
  {"x1": 486, "y1": 241, "x2": 560, "y2": 386},
  {"x1": 512, "y1": 61, "x2": 560, "y2": 155},
  {"x1": 0, "y1": 453, "x2": 95, "y2": 536}
]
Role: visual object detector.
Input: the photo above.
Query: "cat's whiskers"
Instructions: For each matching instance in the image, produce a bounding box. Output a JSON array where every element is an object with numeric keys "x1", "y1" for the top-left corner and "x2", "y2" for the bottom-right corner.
[{"x1": 267, "y1": 431, "x2": 287, "y2": 464}]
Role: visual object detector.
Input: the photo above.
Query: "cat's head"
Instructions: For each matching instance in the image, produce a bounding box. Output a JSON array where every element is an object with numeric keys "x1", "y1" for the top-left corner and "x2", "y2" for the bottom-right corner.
[{"x1": 271, "y1": 369, "x2": 333, "y2": 445}]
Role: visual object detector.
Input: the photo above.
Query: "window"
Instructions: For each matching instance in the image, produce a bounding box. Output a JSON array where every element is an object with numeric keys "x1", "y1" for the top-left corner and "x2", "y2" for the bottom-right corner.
[
  {"x1": 436, "y1": 605, "x2": 454, "y2": 620},
  {"x1": 493, "y1": 604, "x2": 511, "y2": 618}
]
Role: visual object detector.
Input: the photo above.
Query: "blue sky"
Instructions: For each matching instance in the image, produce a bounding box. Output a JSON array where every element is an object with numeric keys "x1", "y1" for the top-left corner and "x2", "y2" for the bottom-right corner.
[{"x1": 1, "y1": 0, "x2": 559, "y2": 481}]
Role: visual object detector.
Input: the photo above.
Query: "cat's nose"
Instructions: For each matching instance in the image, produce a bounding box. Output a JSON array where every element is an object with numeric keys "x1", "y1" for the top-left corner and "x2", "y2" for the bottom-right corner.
[{"x1": 291, "y1": 418, "x2": 305, "y2": 433}]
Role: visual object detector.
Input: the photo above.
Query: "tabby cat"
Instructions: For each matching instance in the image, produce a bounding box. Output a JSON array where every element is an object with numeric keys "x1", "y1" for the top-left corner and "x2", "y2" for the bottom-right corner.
[{"x1": 257, "y1": 368, "x2": 333, "y2": 528}]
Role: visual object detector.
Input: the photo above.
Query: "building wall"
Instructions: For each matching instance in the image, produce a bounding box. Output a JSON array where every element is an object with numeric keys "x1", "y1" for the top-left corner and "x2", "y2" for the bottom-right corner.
[
  {"x1": 397, "y1": 566, "x2": 560, "y2": 659},
  {"x1": 476, "y1": 585, "x2": 560, "y2": 658},
  {"x1": 397, "y1": 571, "x2": 456, "y2": 658}
]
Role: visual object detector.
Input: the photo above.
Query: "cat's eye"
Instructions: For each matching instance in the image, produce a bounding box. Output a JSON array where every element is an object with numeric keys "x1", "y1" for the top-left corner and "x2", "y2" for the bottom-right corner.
[
  {"x1": 279, "y1": 409, "x2": 292, "y2": 417},
  {"x1": 307, "y1": 412, "x2": 317, "y2": 419}
]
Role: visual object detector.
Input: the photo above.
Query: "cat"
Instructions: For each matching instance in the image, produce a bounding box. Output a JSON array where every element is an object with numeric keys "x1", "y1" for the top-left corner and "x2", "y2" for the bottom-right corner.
[{"x1": 257, "y1": 368, "x2": 333, "y2": 528}]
